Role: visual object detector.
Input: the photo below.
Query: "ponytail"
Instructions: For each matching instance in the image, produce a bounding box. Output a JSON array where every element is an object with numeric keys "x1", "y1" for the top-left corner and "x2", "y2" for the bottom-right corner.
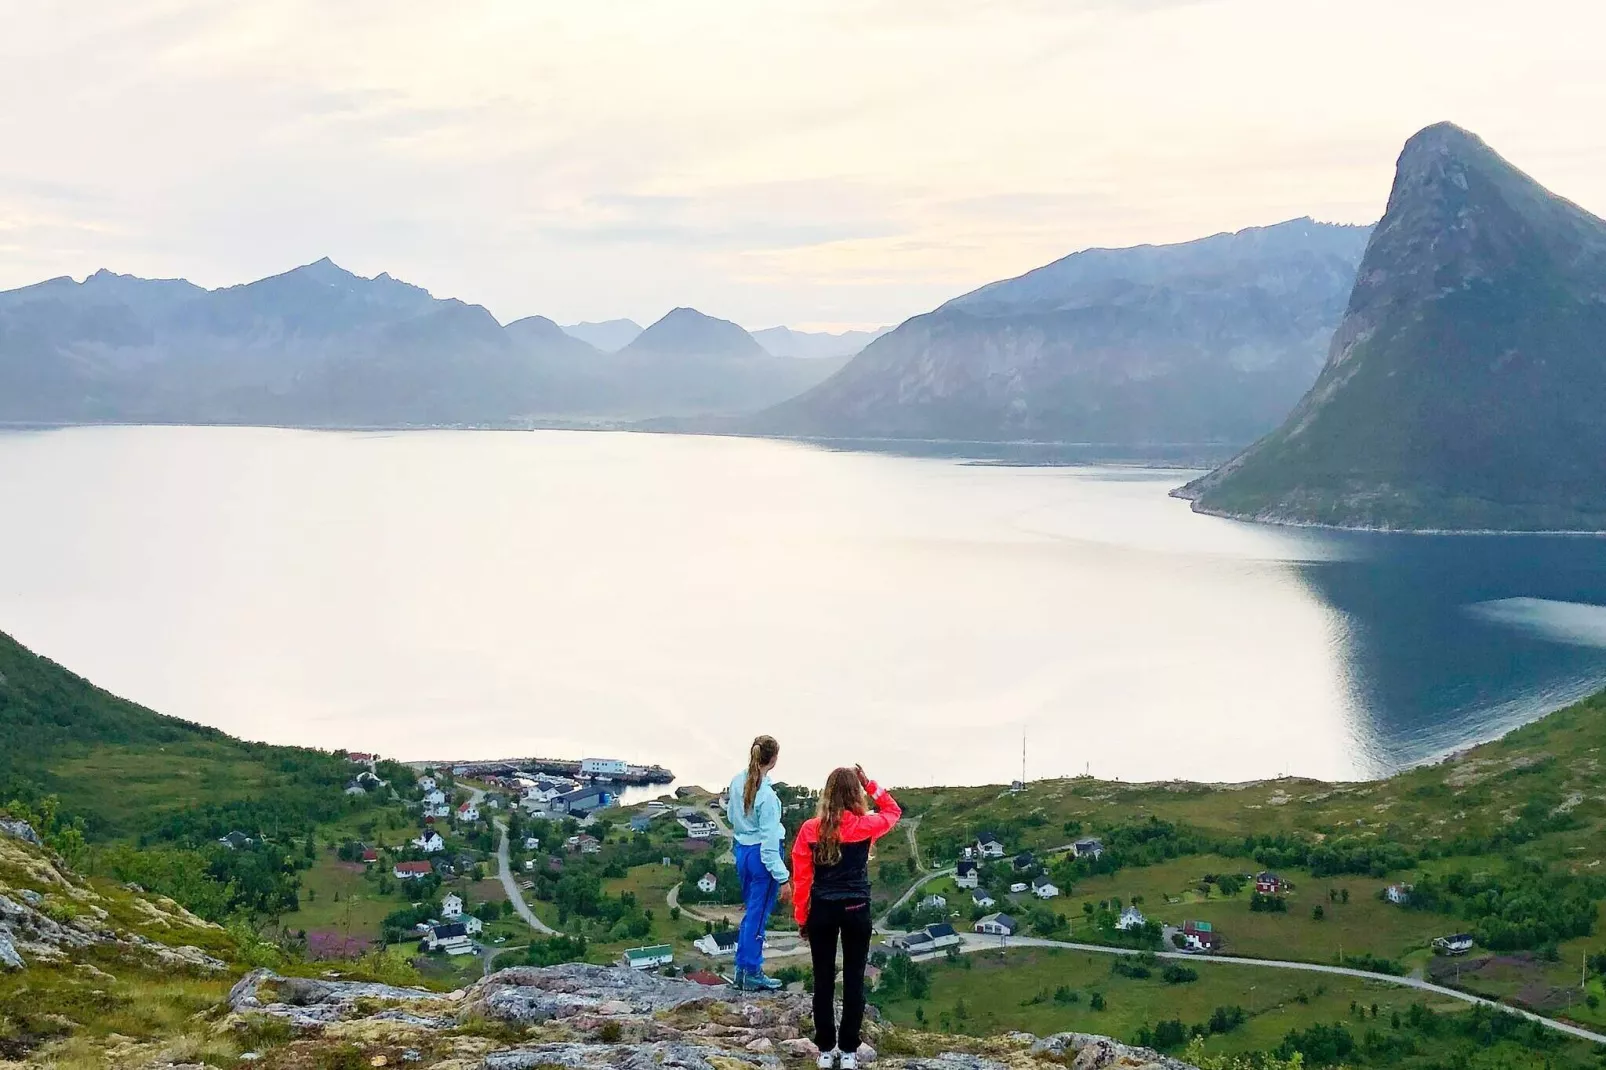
[{"x1": 743, "y1": 735, "x2": 780, "y2": 814}]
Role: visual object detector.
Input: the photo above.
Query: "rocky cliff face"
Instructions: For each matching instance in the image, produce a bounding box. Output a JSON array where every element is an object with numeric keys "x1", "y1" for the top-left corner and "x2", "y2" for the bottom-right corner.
[
  {"x1": 754, "y1": 219, "x2": 1370, "y2": 447},
  {"x1": 1181, "y1": 123, "x2": 1606, "y2": 530},
  {"x1": 217, "y1": 962, "x2": 1195, "y2": 1070}
]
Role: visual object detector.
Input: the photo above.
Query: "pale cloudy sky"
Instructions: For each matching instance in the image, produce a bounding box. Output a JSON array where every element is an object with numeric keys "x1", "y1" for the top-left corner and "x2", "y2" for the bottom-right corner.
[{"x1": 2, "y1": 1, "x2": 1603, "y2": 331}]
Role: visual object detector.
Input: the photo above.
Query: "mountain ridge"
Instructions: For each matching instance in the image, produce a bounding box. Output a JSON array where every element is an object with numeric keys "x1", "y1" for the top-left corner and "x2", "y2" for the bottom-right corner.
[
  {"x1": 750, "y1": 217, "x2": 1373, "y2": 446},
  {"x1": 0, "y1": 264, "x2": 841, "y2": 425}
]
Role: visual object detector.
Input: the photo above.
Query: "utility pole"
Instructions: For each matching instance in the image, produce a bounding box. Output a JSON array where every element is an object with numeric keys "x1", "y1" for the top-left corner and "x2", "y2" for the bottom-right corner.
[{"x1": 1022, "y1": 728, "x2": 1027, "y2": 787}]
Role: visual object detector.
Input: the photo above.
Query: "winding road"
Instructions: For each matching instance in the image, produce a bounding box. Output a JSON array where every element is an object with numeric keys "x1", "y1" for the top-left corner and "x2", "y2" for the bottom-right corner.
[
  {"x1": 466, "y1": 786, "x2": 561, "y2": 937},
  {"x1": 492, "y1": 815, "x2": 562, "y2": 935}
]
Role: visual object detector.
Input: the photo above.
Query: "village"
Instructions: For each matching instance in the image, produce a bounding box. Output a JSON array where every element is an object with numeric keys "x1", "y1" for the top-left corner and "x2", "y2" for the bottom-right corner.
[{"x1": 283, "y1": 754, "x2": 1483, "y2": 1002}]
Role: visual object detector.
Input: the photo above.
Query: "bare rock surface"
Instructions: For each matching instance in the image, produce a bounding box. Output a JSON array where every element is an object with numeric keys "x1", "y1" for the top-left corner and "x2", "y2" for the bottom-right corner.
[{"x1": 218, "y1": 963, "x2": 1194, "y2": 1070}]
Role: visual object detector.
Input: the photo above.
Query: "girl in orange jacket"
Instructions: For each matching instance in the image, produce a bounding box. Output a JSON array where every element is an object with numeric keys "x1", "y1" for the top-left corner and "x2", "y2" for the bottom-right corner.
[{"x1": 790, "y1": 765, "x2": 901, "y2": 1070}]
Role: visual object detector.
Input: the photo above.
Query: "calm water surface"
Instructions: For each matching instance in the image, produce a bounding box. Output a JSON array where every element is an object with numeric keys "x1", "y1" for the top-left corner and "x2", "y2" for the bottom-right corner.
[{"x1": 3, "y1": 425, "x2": 1606, "y2": 789}]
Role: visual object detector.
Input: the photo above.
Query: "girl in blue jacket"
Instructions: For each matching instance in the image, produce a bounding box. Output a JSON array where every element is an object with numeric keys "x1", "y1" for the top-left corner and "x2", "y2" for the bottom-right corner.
[{"x1": 728, "y1": 734, "x2": 790, "y2": 990}]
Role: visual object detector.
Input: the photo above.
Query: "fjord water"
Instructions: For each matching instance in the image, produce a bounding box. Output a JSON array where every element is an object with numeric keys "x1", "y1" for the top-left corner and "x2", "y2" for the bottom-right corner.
[{"x1": 2, "y1": 425, "x2": 1605, "y2": 790}]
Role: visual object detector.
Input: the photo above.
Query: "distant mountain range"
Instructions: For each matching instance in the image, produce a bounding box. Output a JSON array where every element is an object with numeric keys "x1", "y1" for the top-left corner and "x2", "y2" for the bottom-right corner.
[
  {"x1": 558, "y1": 319, "x2": 887, "y2": 361},
  {"x1": 0, "y1": 264, "x2": 843, "y2": 425},
  {"x1": 750, "y1": 325, "x2": 890, "y2": 360},
  {"x1": 560, "y1": 319, "x2": 643, "y2": 352},
  {"x1": 1179, "y1": 123, "x2": 1606, "y2": 531},
  {"x1": 752, "y1": 218, "x2": 1373, "y2": 446}
]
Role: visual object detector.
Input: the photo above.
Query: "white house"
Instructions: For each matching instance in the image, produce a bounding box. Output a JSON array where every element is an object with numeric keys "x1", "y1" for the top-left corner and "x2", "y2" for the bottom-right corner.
[
  {"x1": 697, "y1": 872, "x2": 719, "y2": 894},
  {"x1": 393, "y1": 860, "x2": 433, "y2": 881},
  {"x1": 1073, "y1": 838, "x2": 1105, "y2": 860},
  {"x1": 620, "y1": 944, "x2": 674, "y2": 970},
  {"x1": 1032, "y1": 876, "x2": 1060, "y2": 899},
  {"x1": 1009, "y1": 882, "x2": 1028, "y2": 894},
  {"x1": 581, "y1": 757, "x2": 629, "y2": 777},
  {"x1": 924, "y1": 923, "x2": 961, "y2": 951},
  {"x1": 457, "y1": 801, "x2": 480, "y2": 823},
  {"x1": 424, "y1": 922, "x2": 474, "y2": 955},
  {"x1": 442, "y1": 893, "x2": 463, "y2": 918},
  {"x1": 1116, "y1": 905, "x2": 1147, "y2": 931},
  {"x1": 954, "y1": 860, "x2": 979, "y2": 889},
  {"x1": 412, "y1": 830, "x2": 445, "y2": 854},
  {"x1": 423, "y1": 789, "x2": 446, "y2": 806},
  {"x1": 1434, "y1": 933, "x2": 1474, "y2": 955},
  {"x1": 975, "y1": 832, "x2": 1005, "y2": 859},
  {"x1": 1384, "y1": 883, "x2": 1412, "y2": 905},
  {"x1": 425, "y1": 803, "x2": 450, "y2": 819},
  {"x1": 679, "y1": 814, "x2": 718, "y2": 839},
  {"x1": 975, "y1": 913, "x2": 1017, "y2": 936},
  {"x1": 694, "y1": 930, "x2": 738, "y2": 957},
  {"x1": 461, "y1": 913, "x2": 483, "y2": 935},
  {"x1": 972, "y1": 891, "x2": 997, "y2": 909},
  {"x1": 919, "y1": 894, "x2": 947, "y2": 911},
  {"x1": 418, "y1": 776, "x2": 438, "y2": 793},
  {"x1": 524, "y1": 836, "x2": 541, "y2": 851}
]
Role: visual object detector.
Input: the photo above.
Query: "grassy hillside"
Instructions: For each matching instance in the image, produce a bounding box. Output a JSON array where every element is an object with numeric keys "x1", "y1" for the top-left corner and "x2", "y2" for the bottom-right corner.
[
  {"x1": 0, "y1": 629, "x2": 410, "y2": 921},
  {"x1": 881, "y1": 688, "x2": 1606, "y2": 1052}
]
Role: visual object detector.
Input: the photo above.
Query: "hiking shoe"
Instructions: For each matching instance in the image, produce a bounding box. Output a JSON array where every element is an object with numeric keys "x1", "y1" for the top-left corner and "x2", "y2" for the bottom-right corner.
[
  {"x1": 818, "y1": 1049, "x2": 839, "y2": 1069},
  {"x1": 742, "y1": 970, "x2": 784, "y2": 991},
  {"x1": 840, "y1": 1052, "x2": 858, "y2": 1070}
]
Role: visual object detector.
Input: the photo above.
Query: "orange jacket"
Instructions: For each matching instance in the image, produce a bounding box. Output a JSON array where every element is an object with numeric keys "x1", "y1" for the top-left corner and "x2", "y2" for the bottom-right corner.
[{"x1": 790, "y1": 781, "x2": 901, "y2": 925}]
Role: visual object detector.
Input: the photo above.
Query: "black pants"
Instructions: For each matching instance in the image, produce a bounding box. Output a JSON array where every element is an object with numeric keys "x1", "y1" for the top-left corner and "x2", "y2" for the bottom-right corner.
[{"x1": 807, "y1": 896, "x2": 873, "y2": 1053}]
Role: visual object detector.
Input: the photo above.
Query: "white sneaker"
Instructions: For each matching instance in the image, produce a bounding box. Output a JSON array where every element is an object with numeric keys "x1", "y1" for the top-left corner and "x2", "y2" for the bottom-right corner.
[
  {"x1": 818, "y1": 1049, "x2": 839, "y2": 1069},
  {"x1": 840, "y1": 1052, "x2": 858, "y2": 1070}
]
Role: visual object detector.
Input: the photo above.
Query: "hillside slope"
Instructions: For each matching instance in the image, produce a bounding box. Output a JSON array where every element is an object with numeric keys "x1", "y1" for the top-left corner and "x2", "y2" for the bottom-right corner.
[
  {"x1": 0, "y1": 628, "x2": 381, "y2": 843},
  {"x1": 755, "y1": 219, "x2": 1370, "y2": 446},
  {"x1": 1179, "y1": 123, "x2": 1606, "y2": 530}
]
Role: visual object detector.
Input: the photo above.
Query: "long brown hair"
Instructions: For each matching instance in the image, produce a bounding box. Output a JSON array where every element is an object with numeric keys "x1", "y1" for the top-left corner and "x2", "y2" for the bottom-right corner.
[
  {"x1": 743, "y1": 735, "x2": 780, "y2": 814},
  {"x1": 813, "y1": 767, "x2": 867, "y2": 866}
]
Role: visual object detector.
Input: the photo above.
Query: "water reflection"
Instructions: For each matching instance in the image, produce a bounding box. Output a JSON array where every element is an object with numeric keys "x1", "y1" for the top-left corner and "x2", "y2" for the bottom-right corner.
[{"x1": 1289, "y1": 534, "x2": 1606, "y2": 770}]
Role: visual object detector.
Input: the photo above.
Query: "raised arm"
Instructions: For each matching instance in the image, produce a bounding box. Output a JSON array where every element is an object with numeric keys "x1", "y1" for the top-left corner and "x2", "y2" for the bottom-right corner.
[{"x1": 856, "y1": 780, "x2": 902, "y2": 840}]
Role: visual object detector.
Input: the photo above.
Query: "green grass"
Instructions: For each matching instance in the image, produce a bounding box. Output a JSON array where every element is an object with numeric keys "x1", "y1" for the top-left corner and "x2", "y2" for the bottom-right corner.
[
  {"x1": 880, "y1": 947, "x2": 1455, "y2": 1053},
  {"x1": 1049, "y1": 855, "x2": 1447, "y2": 962}
]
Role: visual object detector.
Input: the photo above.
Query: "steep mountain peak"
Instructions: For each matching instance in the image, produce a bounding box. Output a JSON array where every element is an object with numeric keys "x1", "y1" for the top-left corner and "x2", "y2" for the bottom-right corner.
[
  {"x1": 1181, "y1": 123, "x2": 1606, "y2": 530},
  {"x1": 288, "y1": 256, "x2": 359, "y2": 286},
  {"x1": 625, "y1": 306, "x2": 765, "y2": 358}
]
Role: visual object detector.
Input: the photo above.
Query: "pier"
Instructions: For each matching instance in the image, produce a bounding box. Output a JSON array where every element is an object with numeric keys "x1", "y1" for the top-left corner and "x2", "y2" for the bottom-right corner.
[{"x1": 411, "y1": 755, "x2": 674, "y2": 785}]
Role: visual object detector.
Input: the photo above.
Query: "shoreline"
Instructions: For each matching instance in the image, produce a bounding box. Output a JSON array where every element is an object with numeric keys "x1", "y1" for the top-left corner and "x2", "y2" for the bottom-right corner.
[{"x1": 1179, "y1": 493, "x2": 1606, "y2": 537}]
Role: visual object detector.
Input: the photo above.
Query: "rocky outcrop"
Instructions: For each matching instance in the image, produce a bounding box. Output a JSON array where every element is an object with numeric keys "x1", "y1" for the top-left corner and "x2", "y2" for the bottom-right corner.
[
  {"x1": 0, "y1": 828, "x2": 227, "y2": 974},
  {"x1": 221, "y1": 963, "x2": 1195, "y2": 1070},
  {"x1": 0, "y1": 818, "x2": 43, "y2": 846}
]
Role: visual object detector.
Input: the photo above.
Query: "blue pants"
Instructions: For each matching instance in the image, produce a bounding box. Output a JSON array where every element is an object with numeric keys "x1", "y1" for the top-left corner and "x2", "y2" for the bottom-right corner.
[{"x1": 734, "y1": 843, "x2": 779, "y2": 974}]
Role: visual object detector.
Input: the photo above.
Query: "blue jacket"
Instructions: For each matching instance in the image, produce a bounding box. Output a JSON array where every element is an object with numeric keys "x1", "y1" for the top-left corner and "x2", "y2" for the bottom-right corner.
[{"x1": 728, "y1": 771, "x2": 790, "y2": 883}]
